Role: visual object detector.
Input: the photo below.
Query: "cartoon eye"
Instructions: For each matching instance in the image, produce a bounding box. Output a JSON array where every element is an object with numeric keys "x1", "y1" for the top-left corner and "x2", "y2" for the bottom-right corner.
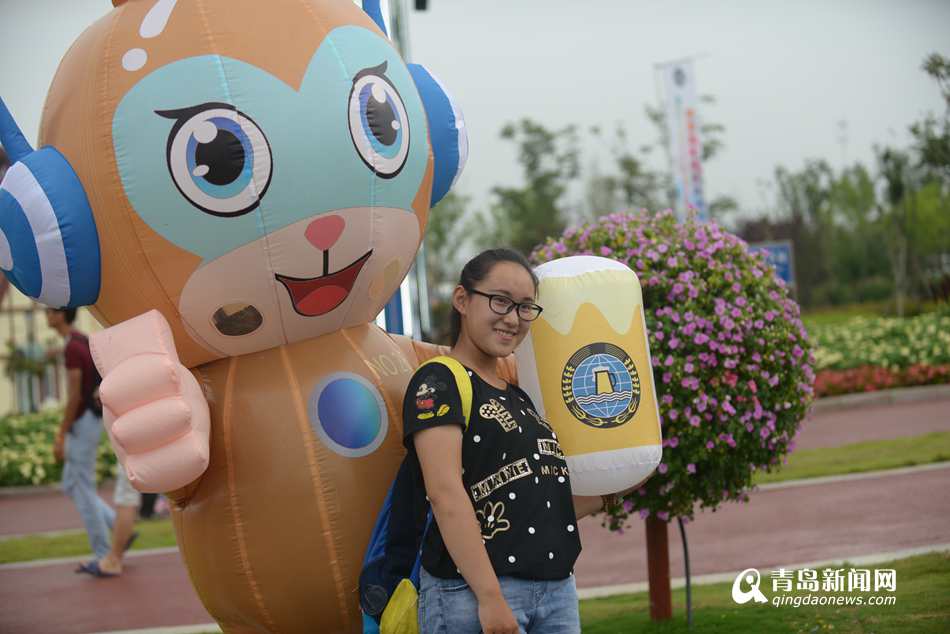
[
  {"x1": 158, "y1": 103, "x2": 272, "y2": 216},
  {"x1": 348, "y1": 63, "x2": 410, "y2": 178}
]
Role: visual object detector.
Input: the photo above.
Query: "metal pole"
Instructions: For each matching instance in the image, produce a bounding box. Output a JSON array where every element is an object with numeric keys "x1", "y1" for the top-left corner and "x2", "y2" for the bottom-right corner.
[
  {"x1": 7, "y1": 286, "x2": 16, "y2": 412},
  {"x1": 677, "y1": 516, "x2": 693, "y2": 628},
  {"x1": 374, "y1": 0, "x2": 432, "y2": 339}
]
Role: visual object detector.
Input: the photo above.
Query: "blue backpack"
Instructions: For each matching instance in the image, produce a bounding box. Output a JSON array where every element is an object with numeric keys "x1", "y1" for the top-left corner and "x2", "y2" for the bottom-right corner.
[{"x1": 359, "y1": 356, "x2": 473, "y2": 634}]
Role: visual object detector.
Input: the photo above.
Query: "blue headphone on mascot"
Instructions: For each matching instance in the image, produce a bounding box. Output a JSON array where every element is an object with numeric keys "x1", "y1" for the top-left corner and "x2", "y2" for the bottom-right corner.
[{"x1": 363, "y1": 0, "x2": 468, "y2": 206}]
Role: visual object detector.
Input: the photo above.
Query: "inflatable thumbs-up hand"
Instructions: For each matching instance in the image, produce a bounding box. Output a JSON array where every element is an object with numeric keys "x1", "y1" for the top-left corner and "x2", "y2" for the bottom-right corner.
[{"x1": 91, "y1": 310, "x2": 211, "y2": 493}]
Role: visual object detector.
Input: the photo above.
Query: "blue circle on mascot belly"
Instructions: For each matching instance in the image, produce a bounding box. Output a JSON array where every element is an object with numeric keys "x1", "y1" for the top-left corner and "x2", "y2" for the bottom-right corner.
[{"x1": 309, "y1": 373, "x2": 387, "y2": 458}]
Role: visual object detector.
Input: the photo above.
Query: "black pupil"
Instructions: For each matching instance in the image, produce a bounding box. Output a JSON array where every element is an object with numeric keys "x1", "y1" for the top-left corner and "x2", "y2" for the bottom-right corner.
[
  {"x1": 366, "y1": 85, "x2": 397, "y2": 146},
  {"x1": 195, "y1": 126, "x2": 245, "y2": 185}
]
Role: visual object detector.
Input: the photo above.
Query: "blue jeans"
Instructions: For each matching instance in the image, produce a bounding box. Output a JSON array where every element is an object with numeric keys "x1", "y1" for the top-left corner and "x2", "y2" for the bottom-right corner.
[
  {"x1": 419, "y1": 567, "x2": 580, "y2": 634},
  {"x1": 62, "y1": 410, "x2": 115, "y2": 559}
]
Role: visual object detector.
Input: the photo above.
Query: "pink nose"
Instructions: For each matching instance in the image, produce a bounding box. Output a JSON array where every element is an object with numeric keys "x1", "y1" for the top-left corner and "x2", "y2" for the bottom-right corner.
[{"x1": 305, "y1": 215, "x2": 345, "y2": 250}]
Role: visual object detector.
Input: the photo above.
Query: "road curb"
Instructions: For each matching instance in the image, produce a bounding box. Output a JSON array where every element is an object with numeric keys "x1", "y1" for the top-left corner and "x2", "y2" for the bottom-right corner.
[{"x1": 810, "y1": 383, "x2": 950, "y2": 414}]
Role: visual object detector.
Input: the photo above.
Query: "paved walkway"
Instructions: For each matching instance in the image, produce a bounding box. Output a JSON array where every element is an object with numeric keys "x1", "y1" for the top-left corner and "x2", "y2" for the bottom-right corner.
[
  {"x1": 794, "y1": 397, "x2": 950, "y2": 450},
  {"x1": 0, "y1": 394, "x2": 948, "y2": 633},
  {"x1": 4, "y1": 395, "x2": 947, "y2": 539},
  {"x1": 573, "y1": 463, "x2": 950, "y2": 586}
]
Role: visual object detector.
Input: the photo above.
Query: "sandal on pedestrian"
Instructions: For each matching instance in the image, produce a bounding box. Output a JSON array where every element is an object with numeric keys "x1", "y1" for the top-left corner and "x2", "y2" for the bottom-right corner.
[{"x1": 75, "y1": 560, "x2": 118, "y2": 578}]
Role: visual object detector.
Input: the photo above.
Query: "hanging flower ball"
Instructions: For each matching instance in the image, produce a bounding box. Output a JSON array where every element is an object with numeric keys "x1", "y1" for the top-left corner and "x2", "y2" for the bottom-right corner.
[{"x1": 531, "y1": 210, "x2": 815, "y2": 525}]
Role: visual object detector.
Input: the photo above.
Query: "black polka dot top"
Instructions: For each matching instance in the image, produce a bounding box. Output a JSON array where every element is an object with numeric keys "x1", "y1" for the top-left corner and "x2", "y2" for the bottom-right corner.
[{"x1": 403, "y1": 362, "x2": 582, "y2": 580}]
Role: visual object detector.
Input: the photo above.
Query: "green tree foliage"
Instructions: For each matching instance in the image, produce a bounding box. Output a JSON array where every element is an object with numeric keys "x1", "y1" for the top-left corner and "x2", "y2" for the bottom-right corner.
[
  {"x1": 737, "y1": 53, "x2": 950, "y2": 312},
  {"x1": 461, "y1": 54, "x2": 948, "y2": 315},
  {"x1": 477, "y1": 119, "x2": 580, "y2": 255},
  {"x1": 585, "y1": 124, "x2": 668, "y2": 214},
  {"x1": 423, "y1": 191, "x2": 470, "y2": 344},
  {"x1": 475, "y1": 96, "x2": 733, "y2": 258},
  {"x1": 911, "y1": 53, "x2": 950, "y2": 186},
  {"x1": 584, "y1": 97, "x2": 736, "y2": 223}
]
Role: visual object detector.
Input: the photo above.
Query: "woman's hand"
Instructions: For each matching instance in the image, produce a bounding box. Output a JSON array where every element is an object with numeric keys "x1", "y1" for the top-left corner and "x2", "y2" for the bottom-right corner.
[{"x1": 478, "y1": 592, "x2": 519, "y2": 634}]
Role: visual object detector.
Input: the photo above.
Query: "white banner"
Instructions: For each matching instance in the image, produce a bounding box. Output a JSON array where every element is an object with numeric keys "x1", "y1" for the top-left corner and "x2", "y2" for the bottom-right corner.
[{"x1": 660, "y1": 61, "x2": 708, "y2": 220}]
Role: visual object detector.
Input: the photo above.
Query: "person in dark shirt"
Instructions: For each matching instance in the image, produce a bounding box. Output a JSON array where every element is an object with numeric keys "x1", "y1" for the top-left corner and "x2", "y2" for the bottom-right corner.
[
  {"x1": 47, "y1": 307, "x2": 139, "y2": 577},
  {"x1": 404, "y1": 249, "x2": 643, "y2": 634}
]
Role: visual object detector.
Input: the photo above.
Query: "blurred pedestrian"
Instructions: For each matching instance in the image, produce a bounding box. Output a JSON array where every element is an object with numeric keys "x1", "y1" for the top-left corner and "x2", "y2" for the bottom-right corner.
[
  {"x1": 87, "y1": 463, "x2": 140, "y2": 576},
  {"x1": 47, "y1": 307, "x2": 137, "y2": 577}
]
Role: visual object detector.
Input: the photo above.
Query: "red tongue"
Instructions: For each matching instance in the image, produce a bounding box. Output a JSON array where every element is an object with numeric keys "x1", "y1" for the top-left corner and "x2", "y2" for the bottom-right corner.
[{"x1": 298, "y1": 286, "x2": 347, "y2": 315}]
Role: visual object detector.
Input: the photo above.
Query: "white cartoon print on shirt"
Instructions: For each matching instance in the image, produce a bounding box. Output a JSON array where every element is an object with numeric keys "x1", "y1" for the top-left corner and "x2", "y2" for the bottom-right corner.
[
  {"x1": 479, "y1": 399, "x2": 517, "y2": 431},
  {"x1": 476, "y1": 501, "x2": 511, "y2": 540}
]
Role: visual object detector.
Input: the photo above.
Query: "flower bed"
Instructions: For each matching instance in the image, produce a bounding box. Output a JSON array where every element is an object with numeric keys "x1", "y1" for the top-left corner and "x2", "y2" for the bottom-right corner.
[
  {"x1": 0, "y1": 411, "x2": 117, "y2": 487},
  {"x1": 814, "y1": 363, "x2": 950, "y2": 397},
  {"x1": 532, "y1": 210, "x2": 815, "y2": 524},
  {"x1": 810, "y1": 310, "x2": 950, "y2": 396}
]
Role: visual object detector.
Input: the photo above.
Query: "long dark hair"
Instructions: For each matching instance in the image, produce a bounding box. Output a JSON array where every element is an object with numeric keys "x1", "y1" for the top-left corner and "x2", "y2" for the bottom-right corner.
[{"x1": 450, "y1": 248, "x2": 539, "y2": 345}]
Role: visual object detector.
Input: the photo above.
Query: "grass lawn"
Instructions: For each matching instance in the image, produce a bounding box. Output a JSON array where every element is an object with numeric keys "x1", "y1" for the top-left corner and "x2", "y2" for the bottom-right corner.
[
  {"x1": 801, "y1": 299, "x2": 941, "y2": 329},
  {"x1": 0, "y1": 516, "x2": 177, "y2": 564},
  {"x1": 579, "y1": 551, "x2": 950, "y2": 633},
  {"x1": 2, "y1": 434, "x2": 948, "y2": 565},
  {"x1": 752, "y1": 431, "x2": 950, "y2": 485}
]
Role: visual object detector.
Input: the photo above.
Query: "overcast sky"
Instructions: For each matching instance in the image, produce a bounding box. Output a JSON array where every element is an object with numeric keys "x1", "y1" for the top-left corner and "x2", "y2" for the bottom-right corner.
[{"x1": 2, "y1": 0, "x2": 948, "y2": 224}]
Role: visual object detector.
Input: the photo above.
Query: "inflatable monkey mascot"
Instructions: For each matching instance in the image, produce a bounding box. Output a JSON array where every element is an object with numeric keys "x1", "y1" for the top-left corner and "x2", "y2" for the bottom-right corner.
[
  {"x1": 0, "y1": 1, "x2": 485, "y2": 631},
  {"x1": 0, "y1": 1, "x2": 662, "y2": 632}
]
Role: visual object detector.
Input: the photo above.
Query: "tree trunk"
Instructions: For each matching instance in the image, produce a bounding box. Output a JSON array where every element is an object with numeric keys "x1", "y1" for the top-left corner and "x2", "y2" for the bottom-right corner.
[
  {"x1": 894, "y1": 233, "x2": 908, "y2": 318},
  {"x1": 646, "y1": 515, "x2": 672, "y2": 620}
]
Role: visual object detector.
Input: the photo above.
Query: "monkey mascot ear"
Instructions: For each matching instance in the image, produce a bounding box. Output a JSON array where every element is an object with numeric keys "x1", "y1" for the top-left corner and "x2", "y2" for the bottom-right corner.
[
  {"x1": 407, "y1": 63, "x2": 468, "y2": 207},
  {"x1": 359, "y1": 0, "x2": 468, "y2": 208},
  {"x1": 0, "y1": 97, "x2": 101, "y2": 308}
]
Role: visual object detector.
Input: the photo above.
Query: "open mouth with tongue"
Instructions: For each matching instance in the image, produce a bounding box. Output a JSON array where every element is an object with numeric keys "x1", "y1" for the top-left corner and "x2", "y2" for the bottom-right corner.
[{"x1": 275, "y1": 250, "x2": 373, "y2": 317}]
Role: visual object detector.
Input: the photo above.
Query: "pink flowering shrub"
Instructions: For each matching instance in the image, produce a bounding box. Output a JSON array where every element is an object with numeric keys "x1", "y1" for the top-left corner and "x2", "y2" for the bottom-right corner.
[{"x1": 531, "y1": 210, "x2": 816, "y2": 526}]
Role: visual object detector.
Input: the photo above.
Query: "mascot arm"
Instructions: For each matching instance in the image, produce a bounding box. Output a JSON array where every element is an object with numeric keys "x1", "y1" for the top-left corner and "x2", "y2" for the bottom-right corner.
[
  {"x1": 90, "y1": 310, "x2": 211, "y2": 499},
  {"x1": 389, "y1": 335, "x2": 519, "y2": 385}
]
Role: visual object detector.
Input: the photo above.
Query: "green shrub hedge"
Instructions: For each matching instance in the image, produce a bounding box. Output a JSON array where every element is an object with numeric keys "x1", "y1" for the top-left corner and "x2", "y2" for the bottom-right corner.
[{"x1": 0, "y1": 411, "x2": 117, "y2": 487}]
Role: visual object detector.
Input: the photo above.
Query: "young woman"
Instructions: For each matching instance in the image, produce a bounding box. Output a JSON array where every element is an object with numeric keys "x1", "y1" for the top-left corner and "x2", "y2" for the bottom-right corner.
[{"x1": 402, "y1": 249, "x2": 630, "y2": 634}]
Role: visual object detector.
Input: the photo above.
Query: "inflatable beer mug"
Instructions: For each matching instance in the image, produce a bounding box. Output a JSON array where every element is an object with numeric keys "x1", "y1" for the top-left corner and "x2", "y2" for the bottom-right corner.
[{"x1": 515, "y1": 256, "x2": 662, "y2": 496}]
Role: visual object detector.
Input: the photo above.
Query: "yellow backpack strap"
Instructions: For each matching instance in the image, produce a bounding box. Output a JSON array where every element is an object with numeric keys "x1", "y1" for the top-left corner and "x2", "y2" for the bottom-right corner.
[{"x1": 418, "y1": 355, "x2": 473, "y2": 429}]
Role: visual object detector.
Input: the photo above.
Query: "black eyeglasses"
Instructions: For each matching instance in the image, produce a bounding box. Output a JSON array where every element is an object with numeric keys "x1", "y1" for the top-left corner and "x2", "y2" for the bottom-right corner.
[{"x1": 468, "y1": 289, "x2": 543, "y2": 322}]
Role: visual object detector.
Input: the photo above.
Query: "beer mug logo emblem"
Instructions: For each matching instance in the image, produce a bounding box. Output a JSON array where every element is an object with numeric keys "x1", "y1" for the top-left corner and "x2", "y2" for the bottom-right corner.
[{"x1": 562, "y1": 342, "x2": 641, "y2": 428}]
